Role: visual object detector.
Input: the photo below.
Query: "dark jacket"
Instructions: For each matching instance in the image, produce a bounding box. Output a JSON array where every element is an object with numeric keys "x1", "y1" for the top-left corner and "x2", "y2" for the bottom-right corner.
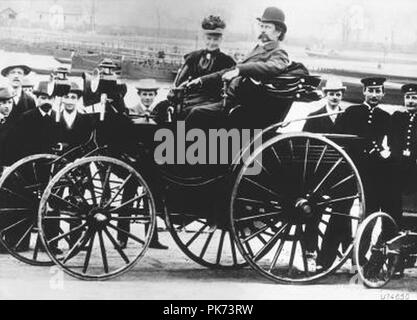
[
  {"x1": 334, "y1": 104, "x2": 392, "y2": 159},
  {"x1": 303, "y1": 106, "x2": 340, "y2": 133},
  {"x1": 14, "y1": 91, "x2": 36, "y2": 115},
  {"x1": 200, "y1": 40, "x2": 290, "y2": 86},
  {"x1": 5, "y1": 108, "x2": 60, "y2": 163},
  {"x1": 175, "y1": 49, "x2": 236, "y2": 108},
  {"x1": 57, "y1": 112, "x2": 93, "y2": 147}
]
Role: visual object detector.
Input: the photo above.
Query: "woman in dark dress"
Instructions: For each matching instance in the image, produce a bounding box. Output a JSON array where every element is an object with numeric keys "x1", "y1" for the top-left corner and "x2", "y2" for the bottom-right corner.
[{"x1": 153, "y1": 15, "x2": 236, "y2": 126}]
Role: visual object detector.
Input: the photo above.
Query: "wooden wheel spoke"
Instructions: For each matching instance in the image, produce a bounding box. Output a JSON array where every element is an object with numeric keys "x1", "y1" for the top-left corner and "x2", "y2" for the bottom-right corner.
[
  {"x1": 1, "y1": 187, "x2": 35, "y2": 204},
  {"x1": 303, "y1": 138, "x2": 310, "y2": 184},
  {"x1": 216, "y1": 230, "x2": 226, "y2": 265},
  {"x1": 199, "y1": 231, "x2": 215, "y2": 259},
  {"x1": 312, "y1": 157, "x2": 344, "y2": 194},
  {"x1": 50, "y1": 193, "x2": 81, "y2": 210},
  {"x1": 62, "y1": 230, "x2": 90, "y2": 264},
  {"x1": 288, "y1": 228, "x2": 298, "y2": 276},
  {"x1": 103, "y1": 227, "x2": 130, "y2": 264},
  {"x1": 43, "y1": 216, "x2": 83, "y2": 221},
  {"x1": 98, "y1": 230, "x2": 109, "y2": 273},
  {"x1": 100, "y1": 165, "x2": 113, "y2": 207},
  {"x1": 0, "y1": 208, "x2": 33, "y2": 214},
  {"x1": 13, "y1": 170, "x2": 31, "y2": 186},
  {"x1": 110, "y1": 216, "x2": 151, "y2": 222},
  {"x1": 288, "y1": 139, "x2": 294, "y2": 160},
  {"x1": 47, "y1": 222, "x2": 87, "y2": 245},
  {"x1": 104, "y1": 173, "x2": 133, "y2": 209},
  {"x1": 329, "y1": 174, "x2": 355, "y2": 191},
  {"x1": 106, "y1": 223, "x2": 145, "y2": 245},
  {"x1": 236, "y1": 197, "x2": 282, "y2": 211},
  {"x1": 254, "y1": 158, "x2": 271, "y2": 176},
  {"x1": 83, "y1": 231, "x2": 96, "y2": 273},
  {"x1": 185, "y1": 222, "x2": 209, "y2": 247},
  {"x1": 33, "y1": 233, "x2": 42, "y2": 260},
  {"x1": 242, "y1": 221, "x2": 277, "y2": 244},
  {"x1": 268, "y1": 225, "x2": 290, "y2": 272},
  {"x1": 313, "y1": 145, "x2": 328, "y2": 174},
  {"x1": 235, "y1": 211, "x2": 282, "y2": 223},
  {"x1": 108, "y1": 192, "x2": 147, "y2": 213},
  {"x1": 13, "y1": 222, "x2": 34, "y2": 250},
  {"x1": 243, "y1": 177, "x2": 279, "y2": 198},
  {"x1": 0, "y1": 217, "x2": 31, "y2": 234},
  {"x1": 270, "y1": 146, "x2": 282, "y2": 165},
  {"x1": 32, "y1": 162, "x2": 39, "y2": 183},
  {"x1": 229, "y1": 232, "x2": 237, "y2": 265},
  {"x1": 316, "y1": 195, "x2": 359, "y2": 207},
  {"x1": 254, "y1": 223, "x2": 289, "y2": 261}
]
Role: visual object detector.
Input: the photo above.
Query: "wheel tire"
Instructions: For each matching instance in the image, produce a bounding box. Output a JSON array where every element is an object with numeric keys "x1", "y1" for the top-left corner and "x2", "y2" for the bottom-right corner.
[
  {"x1": 230, "y1": 133, "x2": 365, "y2": 283},
  {"x1": 38, "y1": 156, "x2": 156, "y2": 280},
  {"x1": 354, "y1": 212, "x2": 400, "y2": 288}
]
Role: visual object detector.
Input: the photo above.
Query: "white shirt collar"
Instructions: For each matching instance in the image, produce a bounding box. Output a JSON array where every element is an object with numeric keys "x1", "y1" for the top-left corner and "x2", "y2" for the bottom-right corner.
[
  {"x1": 39, "y1": 108, "x2": 52, "y2": 117},
  {"x1": 326, "y1": 104, "x2": 341, "y2": 123},
  {"x1": 13, "y1": 88, "x2": 22, "y2": 104},
  {"x1": 62, "y1": 110, "x2": 77, "y2": 128}
]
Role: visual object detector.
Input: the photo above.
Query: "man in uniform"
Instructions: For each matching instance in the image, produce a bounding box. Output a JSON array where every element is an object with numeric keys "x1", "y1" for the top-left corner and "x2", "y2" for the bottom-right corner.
[
  {"x1": 129, "y1": 79, "x2": 160, "y2": 124},
  {"x1": 186, "y1": 6, "x2": 291, "y2": 129},
  {"x1": 335, "y1": 77, "x2": 400, "y2": 220},
  {"x1": 303, "y1": 79, "x2": 354, "y2": 270},
  {"x1": 2, "y1": 64, "x2": 36, "y2": 115}
]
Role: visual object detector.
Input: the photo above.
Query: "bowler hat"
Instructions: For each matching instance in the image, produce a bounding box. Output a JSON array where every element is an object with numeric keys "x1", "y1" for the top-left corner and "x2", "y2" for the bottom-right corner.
[
  {"x1": 361, "y1": 77, "x2": 386, "y2": 87},
  {"x1": 257, "y1": 7, "x2": 287, "y2": 33},
  {"x1": 68, "y1": 82, "x2": 83, "y2": 97},
  {"x1": 33, "y1": 81, "x2": 54, "y2": 97},
  {"x1": 136, "y1": 79, "x2": 159, "y2": 92},
  {"x1": 402, "y1": 83, "x2": 417, "y2": 95},
  {"x1": 323, "y1": 78, "x2": 346, "y2": 92},
  {"x1": 1, "y1": 64, "x2": 31, "y2": 77},
  {"x1": 0, "y1": 85, "x2": 15, "y2": 101}
]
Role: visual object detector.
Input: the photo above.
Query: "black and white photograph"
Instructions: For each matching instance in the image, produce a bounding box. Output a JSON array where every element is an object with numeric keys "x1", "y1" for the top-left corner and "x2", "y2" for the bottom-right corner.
[{"x1": 0, "y1": 0, "x2": 416, "y2": 303}]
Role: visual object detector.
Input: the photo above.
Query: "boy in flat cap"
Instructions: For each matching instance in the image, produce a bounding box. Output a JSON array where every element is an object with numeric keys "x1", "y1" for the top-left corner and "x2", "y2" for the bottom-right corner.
[{"x1": 335, "y1": 77, "x2": 400, "y2": 221}]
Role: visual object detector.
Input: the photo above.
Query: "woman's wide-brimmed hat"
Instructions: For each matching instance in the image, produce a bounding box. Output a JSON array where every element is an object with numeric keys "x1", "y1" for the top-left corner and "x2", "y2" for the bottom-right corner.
[{"x1": 135, "y1": 79, "x2": 160, "y2": 92}]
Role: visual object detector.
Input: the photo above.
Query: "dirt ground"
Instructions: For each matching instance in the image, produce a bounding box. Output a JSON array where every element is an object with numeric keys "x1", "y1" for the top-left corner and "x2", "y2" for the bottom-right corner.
[{"x1": 1, "y1": 229, "x2": 417, "y2": 300}]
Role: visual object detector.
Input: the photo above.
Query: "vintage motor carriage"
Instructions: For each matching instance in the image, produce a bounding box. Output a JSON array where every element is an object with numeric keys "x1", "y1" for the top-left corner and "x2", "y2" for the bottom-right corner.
[{"x1": 0, "y1": 71, "x2": 369, "y2": 283}]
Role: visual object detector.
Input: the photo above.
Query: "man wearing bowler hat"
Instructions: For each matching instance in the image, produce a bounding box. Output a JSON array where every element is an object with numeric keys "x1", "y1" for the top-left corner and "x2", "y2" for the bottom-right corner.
[
  {"x1": 335, "y1": 77, "x2": 400, "y2": 221},
  {"x1": 6, "y1": 81, "x2": 60, "y2": 162},
  {"x1": 186, "y1": 6, "x2": 291, "y2": 129},
  {"x1": 2, "y1": 64, "x2": 36, "y2": 116}
]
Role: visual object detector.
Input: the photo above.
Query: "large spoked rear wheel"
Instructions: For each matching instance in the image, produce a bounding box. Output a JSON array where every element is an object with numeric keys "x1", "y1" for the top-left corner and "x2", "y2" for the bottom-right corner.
[
  {"x1": 0, "y1": 154, "x2": 62, "y2": 265},
  {"x1": 38, "y1": 156, "x2": 156, "y2": 280},
  {"x1": 166, "y1": 211, "x2": 246, "y2": 269},
  {"x1": 230, "y1": 133, "x2": 365, "y2": 284},
  {"x1": 354, "y1": 212, "x2": 400, "y2": 288}
]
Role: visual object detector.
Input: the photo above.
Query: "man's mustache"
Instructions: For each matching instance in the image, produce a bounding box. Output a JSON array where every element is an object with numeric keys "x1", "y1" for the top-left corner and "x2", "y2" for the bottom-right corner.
[{"x1": 258, "y1": 33, "x2": 271, "y2": 41}]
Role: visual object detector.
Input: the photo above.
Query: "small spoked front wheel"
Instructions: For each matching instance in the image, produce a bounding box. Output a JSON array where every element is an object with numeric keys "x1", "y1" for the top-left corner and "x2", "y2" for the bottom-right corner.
[
  {"x1": 230, "y1": 133, "x2": 366, "y2": 283},
  {"x1": 38, "y1": 156, "x2": 156, "y2": 280},
  {"x1": 354, "y1": 212, "x2": 400, "y2": 288}
]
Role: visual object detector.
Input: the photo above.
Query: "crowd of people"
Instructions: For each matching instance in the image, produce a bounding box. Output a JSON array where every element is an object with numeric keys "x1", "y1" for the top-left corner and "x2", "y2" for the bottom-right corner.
[{"x1": 0, "y1": 6, "x2": 417, "y2": 275}]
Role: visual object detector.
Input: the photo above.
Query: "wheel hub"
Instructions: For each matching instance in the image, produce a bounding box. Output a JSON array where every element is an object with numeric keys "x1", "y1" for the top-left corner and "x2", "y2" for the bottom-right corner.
[
  {"x1": 88, "y1": 208, "x2": 110, "y2": 229},
  {"x1": 294, "y1": 197, "x2": 313, "y2": 219}
]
